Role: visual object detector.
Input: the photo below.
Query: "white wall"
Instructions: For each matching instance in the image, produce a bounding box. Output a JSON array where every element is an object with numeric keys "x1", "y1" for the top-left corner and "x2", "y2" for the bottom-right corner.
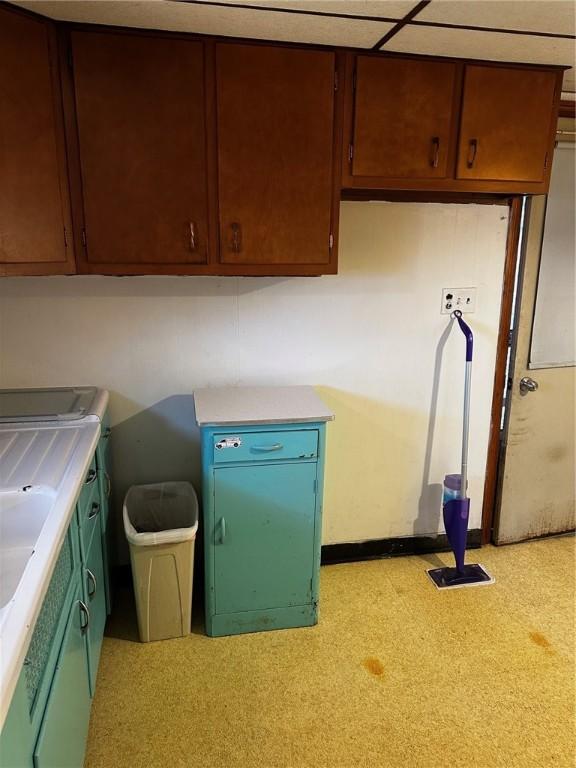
[{"x1": 0, "y1": 202, "x2": 509, "y2": 551}]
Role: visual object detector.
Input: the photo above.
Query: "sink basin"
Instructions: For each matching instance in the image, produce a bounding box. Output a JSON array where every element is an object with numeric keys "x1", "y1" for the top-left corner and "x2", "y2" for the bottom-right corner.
[{"x1": 0, "y1": 488, "x2": 55, "y2": 609}]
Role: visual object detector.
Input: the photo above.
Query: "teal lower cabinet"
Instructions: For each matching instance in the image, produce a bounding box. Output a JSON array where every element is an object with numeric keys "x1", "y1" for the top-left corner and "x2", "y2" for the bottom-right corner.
[
  {"x1": 0, "y1": 432, "x2": 111, "y2": 768},
  {"x1": 82, "y1": 523, "x2": 107, "y2": 696},
  {"x1": 201, "y1": 423, "x2": 326, "y2": 637},
  {"x1": 96, "y1": 417, "x2": 112, "y2": 615},
  {"x1": 33, "y1": 586, "x2": 91, "y2": 768}
]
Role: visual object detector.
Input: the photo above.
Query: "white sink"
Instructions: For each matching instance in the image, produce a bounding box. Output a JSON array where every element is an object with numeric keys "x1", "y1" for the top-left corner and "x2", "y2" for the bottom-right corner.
[{"x1": 0, "y1": 488, "x2": 55, "y2": 610}]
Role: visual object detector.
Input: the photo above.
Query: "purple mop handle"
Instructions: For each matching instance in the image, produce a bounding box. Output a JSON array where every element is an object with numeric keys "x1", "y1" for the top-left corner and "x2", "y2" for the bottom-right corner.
[{"x1": 453, "y1": 310, "x2": 473, "y2": 361}]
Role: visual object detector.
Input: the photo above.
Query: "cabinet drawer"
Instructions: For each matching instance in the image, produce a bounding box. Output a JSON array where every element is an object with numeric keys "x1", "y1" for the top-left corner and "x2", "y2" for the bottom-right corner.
[
  {"x1": 77, "y1": 461, "x2": 101, "y2": 556},
  {"x1": 213, "y1": 430, "x2": 318, "y2": 464}
]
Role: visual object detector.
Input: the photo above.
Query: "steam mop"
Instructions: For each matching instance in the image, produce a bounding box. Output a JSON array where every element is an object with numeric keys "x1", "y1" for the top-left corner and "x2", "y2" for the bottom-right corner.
[{"x1": 427, "y1": 310, "x2": 495, "y2": 589}]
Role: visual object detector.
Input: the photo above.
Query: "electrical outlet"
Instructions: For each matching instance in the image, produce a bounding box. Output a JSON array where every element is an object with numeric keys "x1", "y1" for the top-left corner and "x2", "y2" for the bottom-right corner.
[{"x1": 441, "y1": 287, "x2": 477, "y2": 314}]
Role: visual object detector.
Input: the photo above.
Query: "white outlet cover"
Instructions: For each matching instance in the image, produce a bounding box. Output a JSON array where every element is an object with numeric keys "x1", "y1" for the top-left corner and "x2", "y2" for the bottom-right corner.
[{"x1": 441, "y1": 287, "x2": 477, "y2": 314}]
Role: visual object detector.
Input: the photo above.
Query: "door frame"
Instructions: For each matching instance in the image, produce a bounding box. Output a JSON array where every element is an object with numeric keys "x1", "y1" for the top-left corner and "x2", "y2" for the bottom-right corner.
[{"x1": 481, "y1": 195, "x2": 524, "y2": 543}]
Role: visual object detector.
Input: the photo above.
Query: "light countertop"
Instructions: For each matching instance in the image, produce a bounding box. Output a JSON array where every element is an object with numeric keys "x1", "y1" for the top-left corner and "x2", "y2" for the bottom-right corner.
[{"x1": 194, "y1": 386, "x2": 334, "y2": 427}]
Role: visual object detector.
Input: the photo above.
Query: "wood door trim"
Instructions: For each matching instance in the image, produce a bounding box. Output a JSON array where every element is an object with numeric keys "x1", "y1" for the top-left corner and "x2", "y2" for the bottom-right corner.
[{"x1": 481, "y1": 196, "x2": 523, "y2": 543}]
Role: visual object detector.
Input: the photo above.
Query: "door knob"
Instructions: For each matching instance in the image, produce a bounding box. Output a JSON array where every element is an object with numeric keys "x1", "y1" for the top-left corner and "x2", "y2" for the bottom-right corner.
[{"x1": 519, "y1": 376, "x2": 538, "y2": 396}]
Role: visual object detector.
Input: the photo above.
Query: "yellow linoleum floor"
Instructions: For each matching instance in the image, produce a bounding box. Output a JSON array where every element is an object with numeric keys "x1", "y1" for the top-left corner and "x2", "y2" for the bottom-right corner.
[{"x1": 86, "y1": 537, "x2": 575, "y2": 768}]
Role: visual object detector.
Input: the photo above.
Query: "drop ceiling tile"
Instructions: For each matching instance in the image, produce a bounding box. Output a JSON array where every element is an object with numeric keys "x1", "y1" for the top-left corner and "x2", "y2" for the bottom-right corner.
[
  {"x1": 192, "y1": 0, "x2": 417, "y2": 20},
  {"x1": 384, "y1": 24, "x2": 575, "y2": 91},
  {"x1": 417, "y1": 0, "x2": 575, "y2": 37},
  {"x1": 13, "y1": 0, "x2": 393, "y2": 47}
]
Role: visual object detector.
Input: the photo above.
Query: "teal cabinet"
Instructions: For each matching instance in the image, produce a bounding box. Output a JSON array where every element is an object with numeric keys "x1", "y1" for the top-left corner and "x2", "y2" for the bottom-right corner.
[
  {"x1": 1, "y1": 416, "x2": 111, "y2": 768},
  {"x1": 33, "y1": 587, "x2": 91, "y2": 768},
  {"x1": 0, "y1": 675, "x2": 34, "y2": 768},
  {"x1": 201, "y1": 423, "x2": 326, "y2": 637},
  {"x1": 96, "y1": 418, "x2": 112, "y2": 614},
  {"x1": 82, "y1": 524, "x2": 107, "y2": 696}
]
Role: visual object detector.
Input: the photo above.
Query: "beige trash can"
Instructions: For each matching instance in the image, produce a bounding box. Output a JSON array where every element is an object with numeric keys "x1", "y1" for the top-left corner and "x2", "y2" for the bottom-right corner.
[{"x1": 123, "y1": 481, "x2": 198, "y2": 643}]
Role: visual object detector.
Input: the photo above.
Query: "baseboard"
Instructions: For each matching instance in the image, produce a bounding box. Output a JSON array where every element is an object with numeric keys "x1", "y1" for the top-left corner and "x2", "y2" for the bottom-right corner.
[
  {"x1": 320, "y1": 529, "x2": 482, "y2": 565},
  {"x1": 113, "y1": 530, "x2": 482, "y2": 581}
]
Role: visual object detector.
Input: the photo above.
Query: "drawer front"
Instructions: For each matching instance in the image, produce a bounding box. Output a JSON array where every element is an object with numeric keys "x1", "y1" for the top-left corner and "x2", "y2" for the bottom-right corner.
[
  {"x1": 77, "y1": 468, "x2": 101, "y2": 558},
  {"x1": 212, "y1": 429, "x2": 318, "y2": 464},
  {"x1": 77, "y1": 456, "x2": 97, "y2": 512}
]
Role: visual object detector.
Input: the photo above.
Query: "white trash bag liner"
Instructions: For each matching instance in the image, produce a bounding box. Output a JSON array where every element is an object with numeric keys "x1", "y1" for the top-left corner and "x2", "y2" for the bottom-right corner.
[{"x1": 123, "y1": 481, "x2": 198, "y2": 547}]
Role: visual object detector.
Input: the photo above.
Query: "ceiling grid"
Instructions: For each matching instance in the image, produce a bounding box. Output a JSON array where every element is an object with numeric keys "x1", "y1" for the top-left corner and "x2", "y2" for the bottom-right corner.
[{"x1": 11, "y1": 0, "x2": 576, "y2": 91}]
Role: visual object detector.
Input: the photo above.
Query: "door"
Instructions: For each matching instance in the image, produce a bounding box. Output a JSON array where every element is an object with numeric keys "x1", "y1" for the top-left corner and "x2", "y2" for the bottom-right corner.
[
  {"x1": 0, "y1": 5, "x2": 74, "y2": 275},
  {"x1": 214, "y1": 462, "x2": 317, "y2": 614},
  {"x1": 34, "y1": 589, "x2": 91, "y2": 768},
  {"x1": 71, "y1": 31, "x2": 209, "y2": 272},
  {"x1": 350, "y1": 56, "x2": 458, "y2": 180},
  {"x1": 215, "y1": 43, "x2": 336, "y2": 267},
  {"x1": 84, "y1": 529, "x2": 107, "y2": 695},
  {"x1": 495, "y1": 142, "x2": 576, "y2": 542},
  {"x1": 457, "y1": 65, "x2": 558, "y2": 183}
]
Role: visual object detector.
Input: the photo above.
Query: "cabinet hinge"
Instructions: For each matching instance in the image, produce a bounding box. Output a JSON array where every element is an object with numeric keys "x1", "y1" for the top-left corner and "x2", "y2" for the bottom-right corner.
[
  {"x1": 334, "y1": 70, "x2": 339, "y2": 91},
  {"x1": 328, "y1": 234, "x2": 334, "y2": 250},
  {"x1": 63, "y1": 227, "x2": 68, "y2": 248},
  {"x1": 348, "y1": 143, "x2": 354, "y2": 163},
  {"x1": 81, "y1": 228, "x2": 87, "y2": 247}
]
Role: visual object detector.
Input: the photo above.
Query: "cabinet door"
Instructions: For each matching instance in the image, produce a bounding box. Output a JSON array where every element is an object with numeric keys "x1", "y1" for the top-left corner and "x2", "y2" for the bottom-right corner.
[
  {"x1": 457, "y1": 65, "x2": 559, "y2": 182},
  {"x1": 216, "y1": 43, "x2": 337, "y2": 270},
  {"x1": 0, "y1": 6, "x2": 74, "y2": 275},
  {"x1": 214, "y1": 462, "x2": 317, "y2": 614},
  {"x1": 350, "y1": 56, "x2": 458, "y2": 180},
  {"x1": 33, "y1": 590, "x2": 91, "y2": 768},
  {"x1": 71, "y1": 31, "x2": 209, "y2": 272},
  {"x1": 83, "y1": 529, "x2": 107, "y2": 695}
]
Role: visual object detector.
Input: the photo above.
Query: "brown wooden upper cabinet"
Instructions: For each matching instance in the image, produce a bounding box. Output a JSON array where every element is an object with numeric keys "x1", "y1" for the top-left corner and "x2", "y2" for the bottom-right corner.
[
  {"x1": 215, "y1": 43, "x2": 339, "y2": 274},
  {"x1": 0, "y1": 5, "x2": 74, "y2": 276},
  {"x1": 70, "y1": 30, "x2": 210, "y2": 274},
  {"x1": 343, "y1": 54, "x2": 562, "y2": 194},
  {"x1": 346, "y1": 56, "x2": 459, "y2": 183},
  {"x1": 457, "y1": 64, "x2": 559, "y2": 183}
]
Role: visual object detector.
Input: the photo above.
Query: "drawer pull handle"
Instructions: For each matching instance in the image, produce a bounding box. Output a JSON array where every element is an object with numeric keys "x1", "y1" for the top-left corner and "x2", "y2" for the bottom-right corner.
[
  {"x1": 430, "y1": 136, "x2": 440, "y2": 168},
  {"x1": 230, "y1": 222, "x2": 242, "y2": 253},
  {"x1": 466, "y1": 138, "x2": 478, "y2": 169},
  {"x1": 88, "y1": 501, "x2": 100, "y2": 520},
  {"x1": 251, "y1": 443, "x2": 283, "y2": 452},
  {"x1": 79, "y1": 600, "x2": 90, "y2": 632},
  {"x1": 86, "y1": 568, "x2": 97, "y2": 598},
  {"x1": 189, "y1": 221, "x2": 197, "y2": 251},
  {"x1": 85, "y1": 468, "x2": 97, "y2": 485}
]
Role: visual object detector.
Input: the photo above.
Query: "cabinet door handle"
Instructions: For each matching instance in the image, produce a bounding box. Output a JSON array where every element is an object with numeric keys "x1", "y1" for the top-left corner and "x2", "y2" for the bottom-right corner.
[
  {"x1": 86, "y1": 568, "x2": 97, "y2": 598},
  {"x1": 189, "y1": 221, "x2": 197, "y2": 251},
  {"x1": 430, "y1": 136, "x2": 440, "y2": 169},
  {"x1": 88, "y1": 501, "x2": 100, "y2": 520},
  {"x1": 466, "y1": 138, "x2": 478, "y2": 169},
  {"x1": 79, "y1": 600, "x2": 90, "y2": 632},
  {"x1": 219, "y1": 517, "x2": 226, "y2": 544},
  {"x1": 230, "y1": 223, "x2": 242, "y2": 253},
  {"x1": 104, "y1": 471, "x2": 111, "y2": 498},
  {"x1": 251, "y1": 443, "x2": 283, "y2": 452},
  {"x1": 85, "y1": 468, "x2": 97, "y2": 485}
]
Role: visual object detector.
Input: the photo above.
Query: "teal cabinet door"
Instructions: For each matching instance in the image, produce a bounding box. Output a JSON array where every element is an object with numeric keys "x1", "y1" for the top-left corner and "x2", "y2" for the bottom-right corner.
[
  {"x1": 33, "y1": 588, "x2": 91, "y2": 768},
  {"x1": 83, "y1": 529, "x2": 107, "y2": 696},
  {"x1": 0, "y1": 673, "x2": 34, "y2": 768},
  {"x1": 214, "y1": 462, "x2": 317, "y2": 614}
]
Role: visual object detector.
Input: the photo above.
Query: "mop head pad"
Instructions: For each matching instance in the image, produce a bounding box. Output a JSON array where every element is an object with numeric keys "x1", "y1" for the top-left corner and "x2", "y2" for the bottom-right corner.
[{"x1": 427, "y1": 563, "x2": 495, "y2": 590}]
